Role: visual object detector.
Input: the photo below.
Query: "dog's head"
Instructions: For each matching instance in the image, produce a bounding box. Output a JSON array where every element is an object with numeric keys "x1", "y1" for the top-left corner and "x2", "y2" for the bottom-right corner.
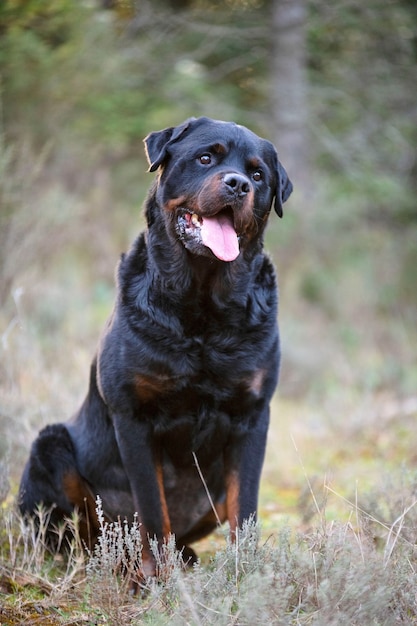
[{"x1": 144, "y1": 117, "x2": 292, "y2": 262}]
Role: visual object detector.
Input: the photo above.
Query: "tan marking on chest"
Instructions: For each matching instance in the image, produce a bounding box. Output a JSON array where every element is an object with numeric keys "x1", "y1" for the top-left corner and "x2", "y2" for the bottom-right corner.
[
  {"x1": 248, "y1": 368, "x2": 266, "y2": 396},
  {"x1": 134, "y1": 373, "x2": 175, "y2": 402}
]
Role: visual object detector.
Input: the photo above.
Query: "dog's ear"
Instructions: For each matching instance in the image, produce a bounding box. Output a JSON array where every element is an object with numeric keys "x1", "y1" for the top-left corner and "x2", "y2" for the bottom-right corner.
[
  {"x1": 144, "y1": 118, "x2": 195, "y2": 172},
  {"x1": 273, "y1": 158, "x2": 293, "y2": 218}
]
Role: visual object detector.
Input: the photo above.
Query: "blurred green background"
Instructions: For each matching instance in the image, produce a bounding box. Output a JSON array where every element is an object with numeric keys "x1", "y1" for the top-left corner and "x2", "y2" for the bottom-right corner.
[{"x1": 0, "y1": 0, "x2": 416, "y2": 522}]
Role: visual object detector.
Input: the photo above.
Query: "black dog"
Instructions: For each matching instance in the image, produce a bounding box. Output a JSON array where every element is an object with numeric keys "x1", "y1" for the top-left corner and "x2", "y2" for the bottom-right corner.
[{"x1": 19, "y1": 117, "x2": 292, "y2": 579}]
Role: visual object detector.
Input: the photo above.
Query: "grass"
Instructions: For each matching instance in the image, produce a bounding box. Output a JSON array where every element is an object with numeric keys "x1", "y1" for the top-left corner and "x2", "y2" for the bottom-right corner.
[{"x1": 2, "y1": 482, "x2": 417, "y2": 624}]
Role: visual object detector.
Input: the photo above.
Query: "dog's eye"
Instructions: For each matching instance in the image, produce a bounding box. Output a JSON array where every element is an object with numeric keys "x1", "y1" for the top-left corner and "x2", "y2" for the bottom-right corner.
[
  {"x1": 199, "y1": 154, "x2": 212, "y2": 165},
  {"x1": 252, "y1": 171, "x2": 262, "y2": 182}
]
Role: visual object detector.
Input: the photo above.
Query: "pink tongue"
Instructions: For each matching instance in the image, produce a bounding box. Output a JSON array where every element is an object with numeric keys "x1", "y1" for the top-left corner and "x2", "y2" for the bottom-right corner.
[{"x1": 200, "y1": 213, "x2": 240, "y2": 262}]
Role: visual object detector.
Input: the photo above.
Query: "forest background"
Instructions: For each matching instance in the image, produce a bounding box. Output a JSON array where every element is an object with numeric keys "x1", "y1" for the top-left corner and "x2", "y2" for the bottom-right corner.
[{"x1": 0, "y1": 0, "x2": 416, "y2": 621}]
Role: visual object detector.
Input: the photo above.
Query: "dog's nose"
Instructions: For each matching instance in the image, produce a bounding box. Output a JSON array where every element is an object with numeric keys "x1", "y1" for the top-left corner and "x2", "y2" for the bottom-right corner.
[{"x1": 224, "y1": 173, "x2": 251, "y2": 197}]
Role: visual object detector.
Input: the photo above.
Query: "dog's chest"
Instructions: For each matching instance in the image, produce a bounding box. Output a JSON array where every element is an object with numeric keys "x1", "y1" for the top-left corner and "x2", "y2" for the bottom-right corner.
[
  {"x1": 131, "y1": 322, "x2": 271, "y2": 463},
  {"x1": 142, "y1": 298, "x2": 269, "y2": 377},
  {"x1": 134, "y1": 325, "x2": 262, "y2": 408}
]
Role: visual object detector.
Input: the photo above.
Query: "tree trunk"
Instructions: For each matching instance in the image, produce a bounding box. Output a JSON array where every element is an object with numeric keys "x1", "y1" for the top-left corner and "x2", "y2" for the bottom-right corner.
[{"x1": 270, "y1": 0, "x2": 309, "y2": 202}]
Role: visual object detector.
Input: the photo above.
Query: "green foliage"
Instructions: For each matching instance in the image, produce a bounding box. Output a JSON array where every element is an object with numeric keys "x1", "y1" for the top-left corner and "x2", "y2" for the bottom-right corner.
[
  {"x1": 0, "y1": 0, "x2": 265, "y2": 149},
  {"x1": 0, "y1": 1, "x2": 88, "y2": 138}
]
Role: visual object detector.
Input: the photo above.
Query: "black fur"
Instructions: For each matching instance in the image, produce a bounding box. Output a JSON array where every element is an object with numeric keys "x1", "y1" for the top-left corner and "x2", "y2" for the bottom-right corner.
[{"x1": 19, "y1": 117, "x2": 292, "y2": 578}]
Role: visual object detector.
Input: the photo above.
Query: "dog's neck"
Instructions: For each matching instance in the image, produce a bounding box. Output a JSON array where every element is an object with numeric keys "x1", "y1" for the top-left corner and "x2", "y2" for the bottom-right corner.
[
  {"x1": 119, "y1": 219, "x2": 271, "y2": 337},
  {"x1": 147, "y1": 224, "x2": 263, "y2": 302},
  {"x1": 184, "y1": 253, "x2": 234, "y2": 289}
]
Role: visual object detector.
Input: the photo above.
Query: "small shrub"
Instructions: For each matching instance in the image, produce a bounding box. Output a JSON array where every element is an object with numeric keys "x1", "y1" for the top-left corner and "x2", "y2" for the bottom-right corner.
[{"x1": 86, "y1": 497, "x2": 143, "y2": 601}]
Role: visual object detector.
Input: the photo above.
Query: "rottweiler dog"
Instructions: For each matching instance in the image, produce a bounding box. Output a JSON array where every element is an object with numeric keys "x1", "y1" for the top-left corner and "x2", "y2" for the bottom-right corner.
[{"x1": 19, "y1": 117, "x2": 292, "y2": 579}]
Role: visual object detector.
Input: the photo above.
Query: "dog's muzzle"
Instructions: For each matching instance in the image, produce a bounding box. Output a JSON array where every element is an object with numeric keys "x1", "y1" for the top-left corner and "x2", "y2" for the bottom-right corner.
[{"x1": 174, "y1": 172, "x2": 255, "y2": 262}]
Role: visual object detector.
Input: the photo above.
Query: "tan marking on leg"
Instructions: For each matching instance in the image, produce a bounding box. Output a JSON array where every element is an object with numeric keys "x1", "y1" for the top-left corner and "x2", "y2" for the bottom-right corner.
[
  {"x1": 155, "y1": 456, "x2": 171, "y2": 538},
  {"x1": 62, "y1": 471, "x2": 102, "y2": 547},
  {"x1": 226, "y1": 470, "x2": 240, "y2": 537}
]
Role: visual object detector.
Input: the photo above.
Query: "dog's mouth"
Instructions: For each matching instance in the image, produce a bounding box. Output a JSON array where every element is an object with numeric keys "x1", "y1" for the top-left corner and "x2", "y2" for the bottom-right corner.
[{"x1": 176, "y1": 208, "x2": 240, "y2": 262}]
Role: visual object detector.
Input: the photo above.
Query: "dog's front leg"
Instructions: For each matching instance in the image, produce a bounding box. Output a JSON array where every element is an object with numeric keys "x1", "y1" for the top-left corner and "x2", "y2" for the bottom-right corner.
[
  {"x1": 224, "y1": 413, "x2": 269, "y2": 537},
  {"x1": 112, "y1": 413, "x2": 171, "y2": 579}
]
